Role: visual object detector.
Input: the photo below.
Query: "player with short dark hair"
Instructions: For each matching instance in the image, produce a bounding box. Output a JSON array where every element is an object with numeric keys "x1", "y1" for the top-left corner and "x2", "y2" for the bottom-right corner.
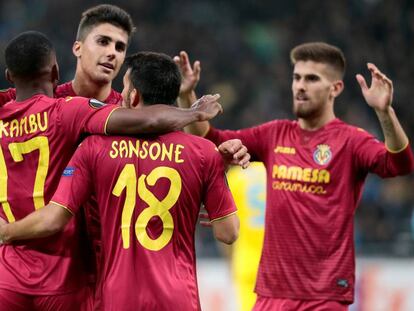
[
  {"x1": 174, "y1": 43, "x2": 414, "y2": 310},
  {"x1": 76, "y1": 4, "x2": 135, "y2": 42},
  {"x1": 0, "y1": 51, "x2": 240, "y2": 311},
  {"x1": 0, "y1": 31, "x2": 222, "y2": 311},
  {"x1": 0, "y1": 4, "x2": 132, "y2": 106}
]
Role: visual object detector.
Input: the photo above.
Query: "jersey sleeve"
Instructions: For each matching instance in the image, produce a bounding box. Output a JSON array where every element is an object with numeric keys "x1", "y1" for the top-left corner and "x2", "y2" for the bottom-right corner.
[
  {"x1": 201, "y1": 143, "x2": 237, "y2": 221},
  {"x1": 51, "y1": 137, "x2": 95, "y2": 214},
  {"x1": 57, "y1": 96, "x2": 119, "y2": 138},
  {"x1": 0, "y1": 88, "x2": 16, "y2": 106},
  {"x1": 352, "y1": 127, "x2": 414, "y2": 177},
  {"x1": 205, "y1": 122, "x2": 276, "y2": 161}
]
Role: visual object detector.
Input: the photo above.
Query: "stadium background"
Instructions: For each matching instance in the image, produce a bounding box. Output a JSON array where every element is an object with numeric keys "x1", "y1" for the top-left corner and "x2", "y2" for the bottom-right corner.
[{"x1": 0, "y1": 0, "x2": 413, "y2": 310}]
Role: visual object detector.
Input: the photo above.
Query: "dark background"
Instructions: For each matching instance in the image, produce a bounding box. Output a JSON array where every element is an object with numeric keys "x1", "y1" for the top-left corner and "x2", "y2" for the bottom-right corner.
[{"x1": 1, "y1": 0, "x2": 413, "y2": 257}]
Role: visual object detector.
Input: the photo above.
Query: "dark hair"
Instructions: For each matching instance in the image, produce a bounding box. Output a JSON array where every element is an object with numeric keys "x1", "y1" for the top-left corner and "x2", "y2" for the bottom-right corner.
[
  {"x1": 76, "y1": 4, "x2": 135, "y2": 42},
  {"x1": 290, "y1": 42, "x2": 346, "y2": 78},
  {"x1": 124, "y1": 52, "x2": 181, "y2": 106},
  {"x1": 5, "y1": 31, "x2": 55, "y2": 79}
]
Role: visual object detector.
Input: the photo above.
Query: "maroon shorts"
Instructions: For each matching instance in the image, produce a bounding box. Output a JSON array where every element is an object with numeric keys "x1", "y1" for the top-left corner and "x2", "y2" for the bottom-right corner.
[
  {"x1": 253, "y1": 296, "x2": 349, "y2": 311},
  {"x1": 0, "y1": 287, "x2": 91, "y2": 311}
]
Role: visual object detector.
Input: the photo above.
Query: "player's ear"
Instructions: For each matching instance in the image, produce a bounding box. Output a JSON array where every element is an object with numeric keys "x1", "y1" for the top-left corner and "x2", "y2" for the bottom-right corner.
[
  {"x1": 331, "y1": 80, "x2": 344, "y2": 98},
  {"x1": 51, "y1": 64, "x2": 60, "y2": 87},
  {"x1": 129, "y1": 88, "x2": 140, "y2": 108},
  {"x1": 72, "y1": 41, "x2": 82, "y2": 58},
  {"x1": 5, "y1": 69, "x2": 13, "y2": 84}
]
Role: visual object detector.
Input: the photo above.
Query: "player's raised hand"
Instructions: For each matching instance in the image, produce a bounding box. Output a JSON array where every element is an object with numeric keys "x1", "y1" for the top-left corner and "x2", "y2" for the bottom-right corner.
[
  {"x1": 191, "y1": 94, "x2": 222, "y2": 121},
  {"x1": 173, "y1": 51, "x2": 201, "y2": 96},
  {"x1": 356, "y1": 63, "x2": 393, "y2": 112},
  {"x1": 218, "y1": 139, "x2": 251, "y2": 169}
]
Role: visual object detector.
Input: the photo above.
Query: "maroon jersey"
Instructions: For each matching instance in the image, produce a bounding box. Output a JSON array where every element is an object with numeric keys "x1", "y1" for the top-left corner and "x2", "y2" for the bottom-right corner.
[
  {"x1": 0, "y1": 81, "x2": 122, "y2": 107},
  {"x1": 56, "y1": 81, "x2": 123, "y2": 106},
  {"x1": 51, "y1": 133, "x2": 237, "y2": 311},
  {"x1": 0, "y1": 94, "x2": 117, "y2": 294},
  {"x1": 0, "y1": 88, "x2": 16, "y2": 106},
  {"x1": 205, "y1": 118, "x2": 413, "y2": 303}
]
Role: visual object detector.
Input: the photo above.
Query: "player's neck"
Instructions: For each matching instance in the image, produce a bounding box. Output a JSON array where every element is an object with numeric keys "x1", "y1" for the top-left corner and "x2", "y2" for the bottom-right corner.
[
  {"x1": 298, "y1": 111, "x2": 336, "y2": 131},
  {"x1": 15, "y1": 83, "x2": 54, "y2": 102},
  {"x1": 72, "y1": 74, "x2": 112, "y2": 102}
]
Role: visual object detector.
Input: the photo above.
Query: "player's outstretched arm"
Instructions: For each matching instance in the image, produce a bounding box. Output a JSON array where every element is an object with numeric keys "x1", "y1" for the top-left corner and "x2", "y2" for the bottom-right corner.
[
  {"x1": 106, "y1": 94, "x2": 222, "y2": 135},
  {"x1": 174, "y1": 51, "x2": 210, "y2": 137},
  {"x1": 211, "y1": 214, "x2": 240, "y2": 245},
  {"x1": 356, "y1": 63, "x2": 409, "y2": 151},
  {"x1": 0, "y1": 203, "x2": 72, "y2": 244}
]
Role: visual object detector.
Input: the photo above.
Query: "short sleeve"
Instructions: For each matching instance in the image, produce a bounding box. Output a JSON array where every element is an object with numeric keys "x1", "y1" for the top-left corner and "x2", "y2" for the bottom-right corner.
[
  {"x1": 202, "y1": 143, "x2": 237, "y2": 221},
  {"x1": 205, "y1": 121, "x2": 276, "y2": 161},
  {"x1": 352, "y1": 127, "x2": 414, "y2": 177},
  {"x1": 51, "y1": 137, "x2": 94, "y2": 214},
  {"x1": 57, "y1": 96, "x2": 119, "y2": 138}
]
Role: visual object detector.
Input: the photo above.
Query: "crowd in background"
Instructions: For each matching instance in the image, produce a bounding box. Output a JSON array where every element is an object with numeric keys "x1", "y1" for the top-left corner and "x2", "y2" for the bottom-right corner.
[{"x1": 1, "y1": 0, "x2": 413, "y2": 256}]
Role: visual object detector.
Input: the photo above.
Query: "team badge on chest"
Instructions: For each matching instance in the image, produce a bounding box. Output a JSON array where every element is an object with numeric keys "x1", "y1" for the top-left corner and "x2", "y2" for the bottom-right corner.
[{"x1": 313, "y1": 144, "x2": 332, "y2": 165}]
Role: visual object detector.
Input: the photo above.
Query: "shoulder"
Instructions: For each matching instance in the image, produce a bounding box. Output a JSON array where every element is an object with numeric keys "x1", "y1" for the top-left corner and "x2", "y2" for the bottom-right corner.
[
  {"x1": 254, "y1": 119, "x2": 293, "y2": 130},
  {"x1": 333, "y1": 119, "x2": 373, "y2": 138},
  {"x1": 107, "y1": 89, "x2": 123, "y2": 106},
  {"x1": 55, "y1": 81, "x2": 75, "y2": 98},
  {"x1": 165, "y1": 131, "x2": 220, "y2": 158}
]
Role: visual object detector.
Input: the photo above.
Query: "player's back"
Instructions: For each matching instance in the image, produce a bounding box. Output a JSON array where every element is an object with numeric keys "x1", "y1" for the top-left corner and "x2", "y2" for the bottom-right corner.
[
  {"x1": 0, "y1": 94, "x2": 114, "y2": 294},
  {"x1": 78, "y1": 132, "x2": 231, "y2": 311}
]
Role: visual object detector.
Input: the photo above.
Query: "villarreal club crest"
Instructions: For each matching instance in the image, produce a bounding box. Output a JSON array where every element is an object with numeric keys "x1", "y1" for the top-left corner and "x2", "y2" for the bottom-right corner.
[{"x1": 313, "y1": 144, "x2": 332, "y2": 166}]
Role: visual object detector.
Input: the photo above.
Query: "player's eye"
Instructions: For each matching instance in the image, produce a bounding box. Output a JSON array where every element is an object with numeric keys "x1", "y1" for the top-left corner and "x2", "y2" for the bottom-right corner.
[
  {"x1": 115, "y1": 42, "x2": 126, "y2": 53},
  {"x1": 306, "y1": 75, "x2": 320, "y2": 82},
  {"x1": 97, "y1": 38, "x2": 109, "y2": 45}
]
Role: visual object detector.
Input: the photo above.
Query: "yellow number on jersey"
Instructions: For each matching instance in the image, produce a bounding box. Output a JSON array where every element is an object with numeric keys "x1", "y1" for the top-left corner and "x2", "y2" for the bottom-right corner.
[
  {"x1": 0, "y1": 136, "x2": 50, "y2": 222},
  {"x1": 113, "y1": 165, "x2": 182, "y2": 251}
]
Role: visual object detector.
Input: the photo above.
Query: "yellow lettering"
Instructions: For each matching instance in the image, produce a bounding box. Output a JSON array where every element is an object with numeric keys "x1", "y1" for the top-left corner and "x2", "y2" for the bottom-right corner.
[
  {"x1": 9, "y1": 119, "x2": 19, "y2": 138},
  {"x1": 302, "y1": 168, "x2": 311, "y2": 182},
  {"x1": 160, "y1": 143, "x2": 173, "y2": 162},
  {"x1": 318, "y1": 170, "x2": 330, "y2": 183},
  {"x1": 287, "y1": 166, "x2": 302, "y2": 181},
  {"x1": 175, "y1": 144, "x2": 184, "y2": 163},
  {"x1": 29, "y1": 114, "x2": 37, "y2": 133},
  {"x1": 110, "y1": 141, "x2": 119, "y2": 158},
  {"x1": 128, "y1": 140, "x2": 140, "y2": 158},
  {"x1": 311, "y1": 169, "x2": 319, "y2": 182},
  {"x1": 149, "y1": 143, "x2": 161, "y2": 160},
  {"x1": 139, "y1": 141, "x2": 149, "y2": 159},
  {"x1": 119, "y1": 140, "x2": 128, "y2": 158},
  {"x1": 0, "y1": 120, "x2": 9, "y2": 138},
  {"x1": 37, "y1": 112, "x2": 48, "y2": 132},
  {"x1": 20, "y1": 116, "x2": 28, "y2": 135}
]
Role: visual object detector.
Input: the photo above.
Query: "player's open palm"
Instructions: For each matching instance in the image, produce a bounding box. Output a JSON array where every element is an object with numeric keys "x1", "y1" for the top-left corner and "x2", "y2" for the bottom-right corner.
[
  {"x1": 191, "y1": 94, "x2": 222, "y2": 121},
  {"x1": 173, "y1": 51, "x2": 201, "y2": 96},
  {"x1": 356, "y1": 63, "x2": 393, "y2": 112}
]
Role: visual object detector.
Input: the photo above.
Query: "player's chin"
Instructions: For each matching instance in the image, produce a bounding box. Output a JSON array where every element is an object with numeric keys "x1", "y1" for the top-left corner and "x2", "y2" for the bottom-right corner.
[{"x1": 95, "y1": 74, "x2": 113, "y2": 84}]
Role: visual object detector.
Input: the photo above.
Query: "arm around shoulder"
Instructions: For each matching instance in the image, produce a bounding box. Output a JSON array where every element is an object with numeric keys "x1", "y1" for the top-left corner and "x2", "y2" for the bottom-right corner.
[{"x1": 0, "y1": 203, "x2": 73, "y2": 243}]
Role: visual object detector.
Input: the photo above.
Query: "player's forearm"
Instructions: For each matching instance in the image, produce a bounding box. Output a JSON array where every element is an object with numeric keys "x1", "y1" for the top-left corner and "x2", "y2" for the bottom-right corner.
[
  {"x1": 107, "y1": 105, "x2": 204, "y2": 135},
  {"x1": 375, "y1": 107, "x2": 409, "y2": 151},
  {"x1": 178, "y1": 91, "x2": 210, "y2": 136},
  {"x1": 0, "y1": 204, "x2": 69, "y2": 243}
]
